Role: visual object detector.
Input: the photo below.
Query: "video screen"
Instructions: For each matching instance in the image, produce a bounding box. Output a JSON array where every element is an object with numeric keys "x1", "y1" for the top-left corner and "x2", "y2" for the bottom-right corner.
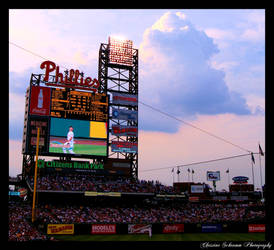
[{"x1": 49, "y1": 117, "x2": 107, "y2": 157}]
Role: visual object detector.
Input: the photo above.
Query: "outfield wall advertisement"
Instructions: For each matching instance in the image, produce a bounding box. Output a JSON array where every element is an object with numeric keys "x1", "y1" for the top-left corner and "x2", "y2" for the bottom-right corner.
[
  {"x1": 91, "y1": 224, "x2": 116, "y2": 234},
  {"x1": 128, "y1": 224, "x2": 151, "y2": 234},
  {"x1": 201, "y1": 224, "x2": 222, "y2": 233},
  {"x1": 163, "y1": 224, "x2": 184, "y2": 233},
  {"x1": 248, "y1": 224, "x2": 265, "y2": 233},
  {"x1": 47, "y1": 224, "x2": 74, "y2": 234}
]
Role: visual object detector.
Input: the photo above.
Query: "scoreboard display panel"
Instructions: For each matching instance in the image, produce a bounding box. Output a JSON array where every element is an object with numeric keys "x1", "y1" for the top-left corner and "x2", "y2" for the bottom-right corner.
[
  {"x1": 24, "y1": 85, "x2": 109, "y2": 158},
  {"x1": 51, "y1": 88, "x2": 108, "y2": 122}
]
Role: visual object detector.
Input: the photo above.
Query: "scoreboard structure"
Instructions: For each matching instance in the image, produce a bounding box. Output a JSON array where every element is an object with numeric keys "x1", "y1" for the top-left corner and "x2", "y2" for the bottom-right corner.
[
  {"x1": 22, "y1": 65, "x2": 109, "y2": 177},
  {"x1": 98, "y1": 37, "x2": 139, "y2": 179},
  {"x1": 22, "y1": 37, "x2": 138, "y2": 179}
]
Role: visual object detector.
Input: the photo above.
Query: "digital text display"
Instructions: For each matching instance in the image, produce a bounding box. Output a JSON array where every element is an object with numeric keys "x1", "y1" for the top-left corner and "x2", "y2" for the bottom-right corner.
[{"x1": 51, "y1": 88, "x2": 108, "y2": 122}]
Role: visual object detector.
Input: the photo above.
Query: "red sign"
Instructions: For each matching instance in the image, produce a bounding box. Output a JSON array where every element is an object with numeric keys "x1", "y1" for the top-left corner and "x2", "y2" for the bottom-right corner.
[
  {"x1": 112, "y1": 125, "x2": 138, "y2": 137},
  {"x1": 248, "y1": 224, "x2": 265, "y2": 233},
  {"x1": 29, "y1": 86, "x2": 51, "y2": 116},
  {"x1": 91, "y1": 224, "x2": 116, "y2": 234},
  {"x1": 189, "y1": 196, "x2": 199, "y2": 202},
  {"x1": 40, "y1": 61, "x2": 100, "y2": 92},
  {"x1": 163, "y1": 224, "x2": 184, "y2": 233}
]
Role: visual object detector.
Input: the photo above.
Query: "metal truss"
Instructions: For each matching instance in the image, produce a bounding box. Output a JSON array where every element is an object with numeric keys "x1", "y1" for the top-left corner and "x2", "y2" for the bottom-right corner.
[{"x1": 98, "y1": 43, "x2": 139, "y2": 179}]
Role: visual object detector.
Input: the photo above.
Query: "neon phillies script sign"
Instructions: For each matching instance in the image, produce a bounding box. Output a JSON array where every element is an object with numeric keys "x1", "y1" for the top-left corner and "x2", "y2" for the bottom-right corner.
[{"x1": 40, "y1": 60, "x2": 100, "y2": 92}]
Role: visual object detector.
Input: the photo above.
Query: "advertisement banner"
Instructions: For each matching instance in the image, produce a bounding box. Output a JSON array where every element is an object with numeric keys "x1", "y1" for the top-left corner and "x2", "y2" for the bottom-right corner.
[
  {"x1": 29, "y1": 86, "x2": 51, "y2": 116},
  {"x1": 189, "y1": 196, "x2": 199, "y2": 202},
  {"x1": 232, "y1": 176, "x2": 249, "y2": 183},
  {"x1": 128, "y1": 224, "x2": 152, "y2": 234},
  {"x1": 191, "y1": 185, "x2": 204, "y2": 193},
  {"x1": 112, "y1": 108, "x2": 137, "y2": 121},
  {"x1": 231, "y1": 196, "x2": 248, "y2": 201},
  {"x1": 163, "y1": 224, "x2": 184, "y2": 233},
  {"x1": 201, "y1": 224, "x2": 222, "y2": 233},
  {"x1": 248, "y1": 224, "x2": 265, "y2": 233},
  {"x1": 27, "y1": 116, "x2": 49, "y2": 154},
  {"x1": 91, "y1": 224, "x2": 116, "y2": 234},
  {"x1": 111, "y1": 125, "x2": 138, "y2": 137},
  {"x1": 47, "y1": 224, "x2": 74, "y2": 234},
  {"x1": 37, "y1": 159, "x2": 104, "y2": 171},
  {"x1": 207, "y1": 171, "x2": 221, "y2": 181},
  {"x1": 112, "y1": 92, "x2": 138, "y2": 106},
  {"x1": 111, "y1": 141, "x2": 138, "y2": 153}
]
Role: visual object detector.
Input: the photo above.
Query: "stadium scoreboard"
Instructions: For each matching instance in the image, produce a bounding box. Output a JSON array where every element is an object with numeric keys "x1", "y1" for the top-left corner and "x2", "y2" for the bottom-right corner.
[
  {"x1": 22, "y1": 62, "x2": 109, "y2": 159},
  {"x1": 51, "y1": 88, "x2": 108, "y2": 122}
]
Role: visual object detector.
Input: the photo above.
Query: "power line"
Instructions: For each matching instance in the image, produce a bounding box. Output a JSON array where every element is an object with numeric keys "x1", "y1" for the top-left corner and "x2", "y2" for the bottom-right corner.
[
  {"x1": 9, "y1": 41, "x2": 69, "y2": 71},
  {"x1": 139, "y1": 152, "x2": 261, "y2": 173},
  {"x1": 139, "y1": 101, "x2": 252, "y2": 153},
  {"x1": 10, "y1": 41, "x2": 254, "y2": 154}
]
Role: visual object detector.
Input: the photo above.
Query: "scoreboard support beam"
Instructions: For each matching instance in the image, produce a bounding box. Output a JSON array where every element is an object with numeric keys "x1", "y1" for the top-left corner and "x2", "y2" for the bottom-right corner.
[{"x1": 98, "y1": 40, "x2": 138, "y2": 179}]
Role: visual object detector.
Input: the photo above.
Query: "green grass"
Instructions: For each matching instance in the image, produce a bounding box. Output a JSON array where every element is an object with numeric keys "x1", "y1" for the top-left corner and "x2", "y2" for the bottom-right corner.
[
  {"x1": 53, "y1": 233, "x2": 265, "y2": 242},
  {"x1": 49, "y1": 144, "x2": 107, "y2": 156}
]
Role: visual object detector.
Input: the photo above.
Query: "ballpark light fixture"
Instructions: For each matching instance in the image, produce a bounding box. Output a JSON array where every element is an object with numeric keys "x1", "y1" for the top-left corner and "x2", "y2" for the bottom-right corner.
[{"x1": 108, "y1": 36, "x2": 133, "y2": 66}]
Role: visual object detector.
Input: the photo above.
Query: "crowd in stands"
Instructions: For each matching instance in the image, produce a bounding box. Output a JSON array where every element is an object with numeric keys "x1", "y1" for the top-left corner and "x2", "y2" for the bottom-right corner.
[
  {"x1": 8, "y1": 201, "x2": 49, "y2": 241},
  {"x1": 27, "y1": 174, "x2": 177, "y2": 194},
  {"x1": 9, "y1": 199, "x2": 265, "y2": 241},
  {"x1": 37, "y1": 202, "x2": 265, "y2": 224},
  {"x1": 9, "y1": 173, "x2": 266, "y2": 241}
]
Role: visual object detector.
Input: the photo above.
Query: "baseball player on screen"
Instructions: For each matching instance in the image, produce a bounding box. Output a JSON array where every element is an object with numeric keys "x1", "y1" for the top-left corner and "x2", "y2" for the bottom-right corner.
[{"x1": 63, "y1": 126, "x2": 75, "y2": 154}]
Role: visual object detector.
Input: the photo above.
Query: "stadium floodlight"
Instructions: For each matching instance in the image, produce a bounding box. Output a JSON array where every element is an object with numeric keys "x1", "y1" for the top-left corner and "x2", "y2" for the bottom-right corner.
[{"x1": 108, "y1": 36, "x2": 133, "y2": 66}]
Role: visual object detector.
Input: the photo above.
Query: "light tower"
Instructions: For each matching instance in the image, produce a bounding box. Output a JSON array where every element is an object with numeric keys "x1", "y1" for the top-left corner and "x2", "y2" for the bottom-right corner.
[{"x1": 98, "y1": 37, "x2": 139, "y2": 179}]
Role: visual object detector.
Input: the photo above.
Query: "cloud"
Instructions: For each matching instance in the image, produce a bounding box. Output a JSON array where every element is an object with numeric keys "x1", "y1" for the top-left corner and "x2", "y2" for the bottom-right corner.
[
  {"x1": 9, "y1": 9, "x2": 98, "y2": 74},
  {"x1": 139, "y1": 12, "x2": 251, "y2": 132},
  {"x1": 204, "y1": 28, "x2": 236, "y2": 40},
  {"x1": 240, "y1": 11, "x2": 265, "y2": 43}
]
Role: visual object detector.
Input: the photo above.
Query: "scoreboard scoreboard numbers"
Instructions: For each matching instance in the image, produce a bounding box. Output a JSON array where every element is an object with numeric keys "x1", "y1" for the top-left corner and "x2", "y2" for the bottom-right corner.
[{"x1": 51, "y1": 88, "x2": 108, "y2": 122}]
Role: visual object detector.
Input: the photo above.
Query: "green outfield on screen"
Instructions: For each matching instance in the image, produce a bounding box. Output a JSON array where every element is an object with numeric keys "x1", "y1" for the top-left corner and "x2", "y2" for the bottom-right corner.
[
  {"x1": 53, "y1": 233, "x2": 265, "y2": 242},
  {"x1": 49, "y1": 143, "x2": 107, "y2": 156}
]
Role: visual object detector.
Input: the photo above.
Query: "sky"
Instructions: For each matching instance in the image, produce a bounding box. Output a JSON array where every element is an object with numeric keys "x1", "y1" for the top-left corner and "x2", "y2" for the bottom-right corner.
[{"x1": 9, "y1": 9, "x2": 265, "y2": 191}]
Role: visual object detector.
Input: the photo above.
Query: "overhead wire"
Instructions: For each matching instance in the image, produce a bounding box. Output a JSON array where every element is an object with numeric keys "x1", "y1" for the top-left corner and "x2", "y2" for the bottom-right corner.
[
  {"x1": 139, "y1": 152, "x2": 261, "y2": 173},
  {"x1": 139, "y1": 101, "x2": 252, "y2": 153},
  {"x1": 10, "y1": 40, "x2": 253, "y2": 154}
]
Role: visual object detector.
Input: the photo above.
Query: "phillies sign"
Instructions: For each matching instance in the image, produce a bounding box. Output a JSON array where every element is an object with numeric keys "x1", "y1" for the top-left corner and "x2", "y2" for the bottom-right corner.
[{"x1": 40, "y1": 60, "x2": 100, "y2": 92}]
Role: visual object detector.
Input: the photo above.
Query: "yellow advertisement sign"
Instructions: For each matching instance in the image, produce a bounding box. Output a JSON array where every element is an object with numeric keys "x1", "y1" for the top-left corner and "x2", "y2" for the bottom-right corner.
[
  {"x1": 84, "y1": 191, "x2": 121, "y2": 197},
  {"x1": 47, "y1": 224, "x2": 74, "y2": 234}
]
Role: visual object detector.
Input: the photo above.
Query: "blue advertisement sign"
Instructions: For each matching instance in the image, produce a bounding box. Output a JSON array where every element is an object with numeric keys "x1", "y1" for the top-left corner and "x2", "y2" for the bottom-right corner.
[
  {"x1": 232, "y1": 176, "x2": 249, "y2": 183},
  {"x1": 201, "y1": 224, "x2": 222, "y2": 233},
  {"x1": 112, "y1": 108, "x2": 137, "y2": 121}
]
